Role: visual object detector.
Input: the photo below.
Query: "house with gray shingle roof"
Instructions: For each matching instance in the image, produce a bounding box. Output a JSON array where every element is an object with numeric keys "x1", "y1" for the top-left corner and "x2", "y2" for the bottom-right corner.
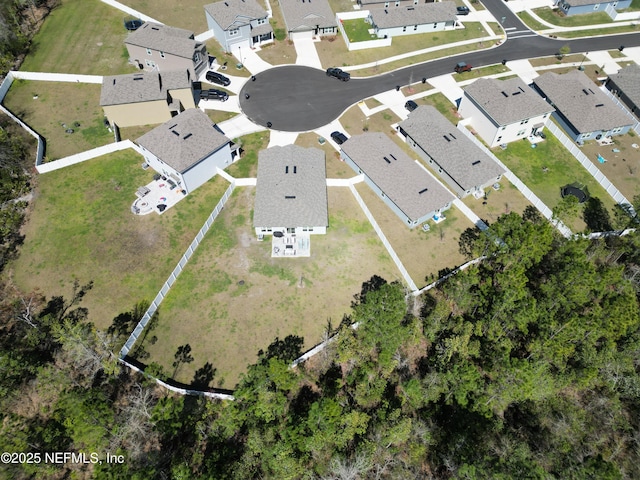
[
  {"x1": 205, "y1": 0, "x2": 273, "y2": 54},
  {"x1": 278, "y1": 0, "x2": 337, "y2": 40},
  {"x1": 398, "y1": 106, "x2": 505, "y2": 198},
  {"x1": 125, "y1": 22, "x2": 208, "y2": 77},
  {"x1": 340, "y1": 132, "x2": 454, "y2": 228},
  {"x1": 554, "y1": 0, "x2": 631, "y2": 16},
  {"x1": 100, "y1": 70, "x2": 196, "y2": 129},
  {"x1": 136, "y1": 109, "x2": 235, "y2": 194},
  {"x1": 358, "y1": 0, "x2": 438, "y2": 10},
  {"x1": 253, "y1": 145, "x2": 328, "y2": 237},
  {"x1": 533, "y1": 70, "x2": 634, "y2": 143},
  {"x1": 458, "y1": 77, "x2": 555, "y2": 147},
  {"x1": 369, "y1": 1, "x2": 457, "y2": 38},
  {"x1": 606, "y1": 64, "x2": 640, "y2": 123}
]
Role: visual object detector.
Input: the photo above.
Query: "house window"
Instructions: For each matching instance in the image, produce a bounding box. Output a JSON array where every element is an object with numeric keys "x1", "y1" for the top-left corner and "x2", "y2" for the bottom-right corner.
[
  {"x1": 433, "y1": 23, "x2": 437, "y2": 28},
  {"x1": 257, "y1": 18, "x2": 266, "y2": 25},
  {"x1": 194, "y1": 52, "x2": 201, "y2": 63},
  {"x1": 517, "y1": 129, "x2": 525, "y2": 136},
  {"x1": 501, "y1": 126, "x2": 506, "y2": 130},
  {"x1": 582, "y1": 132, "x2": 592, "y2": 139},
  {"x1": 159, "y1": 51, "x2": 165, "y2": 58},
  {"x1": 403, "y1": 26, "x2": 407, "y2": 32},
  {"x1": 594, "y1": 3, "x2": 600, "y2": 9},
  {"x1": 145, "y1": 60, "x2": 156, "y2": 68},
  {"x1": 146, "y1": 48, "x2": 152, "y2": 55},
  {"x1": 229, "y1": 28, "x2": 239, "y2": 36},
  {"x1": 384, "y1": 1, "x2": 389, "y2": 7},
  {"x1": 497, "y1": 136, "x2": 502, "y2": 142},
  {"x1": 414, "y1": 0, "x2": 418, "y2": 4},
  {"x1": 414, "y1": 25, "x2": 418, "y2": 31}
]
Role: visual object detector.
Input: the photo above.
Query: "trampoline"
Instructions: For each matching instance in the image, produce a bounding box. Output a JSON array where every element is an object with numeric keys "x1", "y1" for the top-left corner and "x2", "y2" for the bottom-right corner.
[
  {"x1": 561, "y1": 185, "x2": 588, "y2": 203},
  {"x1": 124, "y1": 18, "x2": 144, "y2": 31}
]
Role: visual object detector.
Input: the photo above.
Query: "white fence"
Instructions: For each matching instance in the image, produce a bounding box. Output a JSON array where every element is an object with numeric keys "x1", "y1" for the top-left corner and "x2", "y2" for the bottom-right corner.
[
  {"x1": 456, "y1": 124, "x2": 573, "y2": 238},
  {"x1": 100, "y1": 0, "x2": 162, "y2": 24},
  {"x1": 10, "y1": 71, "x2": 103, "y2": 83},
  {"x1": 348, "y1": 180, "x2": 418, "y2": 292},
  {"x1": 336, "y1": 12, "x2": 392, "y2": 51},
  {"x1": 120, "y1": 182, "x2": 235, "y2": 358},
  {"x1": 0, "y1": 72, "x2": 46, "y2": 168},
  {"x1": 605, "y1": 4, "x2": 640, "y2": 21},
  {"x1": 36, "y1": 141, "x2": 136, "y2": 173},
  {"x1": 545, "y1": 121, "x2": 635, "y2": 216}
]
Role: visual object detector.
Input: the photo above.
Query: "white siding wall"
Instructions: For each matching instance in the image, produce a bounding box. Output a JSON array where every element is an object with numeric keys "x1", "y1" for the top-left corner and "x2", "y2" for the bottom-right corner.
[
  {"x1": 139, "y1": 146, "x2": 185, "y2": 186},
  {"x1": 182, "y1": 144, "x2": 232, "y2": 193},
  {"x1": 375, "y1": 19, "x2": 452, "y2": 38},
  {"x1": 255, "y1": 226, "x2": 327, "y2": 236}
]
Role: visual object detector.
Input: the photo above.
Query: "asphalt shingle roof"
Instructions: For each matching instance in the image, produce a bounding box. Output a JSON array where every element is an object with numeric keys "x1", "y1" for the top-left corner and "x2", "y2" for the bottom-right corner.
[
  {"x1": 463, "y1": 77, "x2": 554, "y2": 126},
  {"x1": 136, "y1": 109, "x2": 231, "y2": 173},
  {"x1": 279, "y1": 0, "x2": 336, "y2": 31},
  {"x1": 399, "y1": 106, "x2": 505, "y2": 193},
  {"x1": 341, "y1": 132, "x2": 454, "y2": 222},
  {"x1": 534, "y1": 70, "x2": 633, "y2": 134},
  {"x1": 370, "y1": 1, "x2": 457, "y2": 29},
  {"x1": 125, "y1": 22, "x2": 200, "y2": 59},
  {"x1": 562, "y1": 0, "x2": 609, "y2": 6},
  {"x1": 253, "y1": 145, "x2": 328, "y2": 229},
  {"x1": 607, "y1": 64, "x2": 640, "y2": 111},
  {"x1": 100, "y1": 70, "x2": 191, "y2": 106},
  {"x1": 204, "y1": 0, "x2": 269, "y2": 30}
]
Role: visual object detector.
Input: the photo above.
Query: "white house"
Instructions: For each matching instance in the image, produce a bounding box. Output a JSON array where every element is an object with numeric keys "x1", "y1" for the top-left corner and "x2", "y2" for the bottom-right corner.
[
  {"x1": 458, "y1": 77, "x2": 555, "y2": 147},
  {"x1": 534, "y1": 70, "x2": 635, "y2": 143},
  {"x1": 204, "y1": 0, "x2": 273, "y2": 54},
  {"x1": 136, "y1": 109, "x2": 235, "y2": 194},
  {"x1": 279, "y1": 0, "x2": 337, "y2": 39},
  {"x1": 398, "y1": 106, "x2": 504, "y2": 198},
  {"x1": 368, "y1": 1, "x2": 457, "y2": 38},
  {"x1": 253, "y1": 145, "x2": 328, "y2": 237},
  {"x1": 340, "y1": 132, "x2": 455, "y2": 228},
  {"x1": 554, "y1": 0, "x2": 631, "y2": 16}
]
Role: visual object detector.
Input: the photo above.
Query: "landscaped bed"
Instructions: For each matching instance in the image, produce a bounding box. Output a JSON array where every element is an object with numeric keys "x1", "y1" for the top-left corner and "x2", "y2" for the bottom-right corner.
[
  {"x1": 139, "y1": 187, "x2": 399, "y2": 387},
  {"x1": 3, "y1": 80, "x2": 114, "y2": 160},
  {"x1": 10, "y1": 150, "x2": 232, "y2": 329}
]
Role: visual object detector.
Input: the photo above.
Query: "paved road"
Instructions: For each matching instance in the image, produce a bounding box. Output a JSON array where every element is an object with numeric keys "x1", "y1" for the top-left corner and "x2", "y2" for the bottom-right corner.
[{"x1": 240, "y1": 1, "x2": 640, "y2": 132}]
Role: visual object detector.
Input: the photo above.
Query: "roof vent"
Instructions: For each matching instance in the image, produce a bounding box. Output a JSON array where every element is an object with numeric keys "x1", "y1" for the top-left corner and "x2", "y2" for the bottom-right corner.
[
  {"x1": 449, "y1": 133, "x2": 456, "y2": 139},
  {"x1": 512, "y1": 91, "x2": 521, "y2": 95},
  {"x1": 113, "y1": 79, "x2": 116, "y2": 85},
  {"x1": 151, "y1": 26, "x2": 159, "y2": 30},
  {"x1": 183, "y1": 133, "x2": 192, "y2": 140},
  {"x1": 168, "y1": 124, "x2": 178, "y2": 129},
  {"x1": 407, "y1": 6, "x2": 414, "y2": 9},
  {"x1": 595, "y1": 103, "x2": 604, "y2": 107},
  {"x1": 501, "y1": 91, "x2": 508, "y2": 97},
  {"x1": 443, "y1": 135, "x2": 450, "y2": 142},
  {"x1": 472, "y1": 160, "x2": 481, "y2": 166},
  {"x1": 285, "y1": 195, "x2": 296, "y2": 199},
  {"x1": 589, "y1": 88, "x2": 595, "y2": 94},
  {"x1": 285, "y1": 166, "x2": 289, "y2": 173},
  {"x1": 171, "y1": 130, "x2": 180, "y2": 136},
  {"x1": 389, "y1": 153, "x2": 397, "y2": 160},
  {"x1": 133, "y1": 76, "x2": 143, "y2": 81},
  {"x1": 518, "y1": 86, "x2": 525, "y2": 92},
  {"x1": 384, "y1": 9, "x2": 388, "y2": 13},
  {"x1": 582, "y1": 88, "x2": 589, "y2": 95},
  {"x1": 383, "y1": 156, "x2": 391, "y2": 164},
  {"x1": 294, "y1": 166, "x2": 297, "y2": 173},
  {"x1": 224, "y1": 1, "x2": 229, "y2": 5},
  {"x1": 418, "y1": 187, "x2": 428, "y2": 194}
]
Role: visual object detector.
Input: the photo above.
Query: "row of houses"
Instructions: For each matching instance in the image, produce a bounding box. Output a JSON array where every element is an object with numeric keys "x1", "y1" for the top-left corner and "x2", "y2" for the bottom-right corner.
[{"x1": 459, "y1": 66, "x2": 639, "y2": 148}]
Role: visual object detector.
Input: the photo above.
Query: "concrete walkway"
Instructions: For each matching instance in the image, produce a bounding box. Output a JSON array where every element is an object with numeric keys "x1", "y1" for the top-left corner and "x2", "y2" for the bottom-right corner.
[
  {"x1": 267, "y1": 130, "x2": 299, "y2": 147},
  {"x1": 586, "y1": 50, "x2": 622, "y2": 75},
  {"x1": 294, "y1": 37, "x2": 323, "y2": 69},
  {"x1": 314, "y1": 119, "x2": 349, "y2": 150},
  {"x1": 218, "y1": 114, "x2": 267, "y2": 139},
  {"x1": 505, "y1": 58, "x2": 539, "y2": 84},
  {"x1": 426, "y1": 74, "x2": 465, "y2": 105}
]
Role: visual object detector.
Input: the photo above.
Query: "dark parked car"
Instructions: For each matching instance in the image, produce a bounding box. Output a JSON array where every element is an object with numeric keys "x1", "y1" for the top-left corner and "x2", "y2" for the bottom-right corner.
[
  {"x1": 199, "y1": 89, "x2": 229, "y2": 101},
  {"x1": 456, "y1": 6, "x2": 470, "y2": 15},
  {"x1": 454, "y1": 61, "x2": 472, "y2": 73},
  {"x1": 326, "y1": 67, "x2": 350, "y2": 81},
  {"x1": 331, "y1": 131, "x2": 348, "y2": 145},
  {"x1": 405, "y1": 100, "x2": 418, "y2": 112},
  {"x1": 205, "y1": 71, "x2": 231, "y2": 86}
]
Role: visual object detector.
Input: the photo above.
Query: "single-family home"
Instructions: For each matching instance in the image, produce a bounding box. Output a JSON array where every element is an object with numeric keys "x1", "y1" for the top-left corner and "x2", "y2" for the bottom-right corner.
[
  {"x1": 554, "y1": 0, "x2": 631, "y2": 16},
  {"x1": 204, "y1": 0, "x2": 273, "y2": 54},
  {"x1": 136, "y1": 109, "x2": 235, "y2": 194},
  {"x1": 253, "y1": 145, "x2": 328, "y2": 237},
  {"x1": 368, "y1": 1, "x2": 457, "y2": 38},
  {"x1": 533, "y1": 70, "x2": 634, "y2": 142},
  {"x1": 279, "y1": 0, "x2": 337, "y2": 39},
  {"x1": 458, "y1": 77, "x2": 555, "y2": 147},
  {"x1": 340, "y1": 132, "x2": 455, "y2": 227},
  {"x1": 100, "y1": 70, "x2": 196, "y2": 129},
  {"x1": 606, "y1": 63, "x2": 640, "y2": 123},
  {"x1": 358, "y1": 0, "x2": 437, "y2": 10},
  {"x1": 125, "y1": 22, "x2": 208, "y2": 78},
  {"x1": 398, "y1": 106, "x2": 505, "y2": 198}
]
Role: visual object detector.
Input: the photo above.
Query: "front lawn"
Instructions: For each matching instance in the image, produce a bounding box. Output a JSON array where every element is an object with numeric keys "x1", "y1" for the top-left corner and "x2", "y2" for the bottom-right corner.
[
  {"x1": 9, "y1": 150, "x2": 231, "y2": 329},
  {"x1": 20, "y1": 0, "x2": 131, "y2": 75},
  {"x1": 533, "y1": 7, "x2": 612, "y2": 27}
]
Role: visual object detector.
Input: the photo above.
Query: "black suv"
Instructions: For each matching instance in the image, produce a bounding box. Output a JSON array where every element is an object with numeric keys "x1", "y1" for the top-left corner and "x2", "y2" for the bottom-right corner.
[
  {"x1": 331, "y1": 131, "x2": 348, "y2": 145},
  {"x1": 326, "y1": 67, "x2": 350, "y2": 82},
  {"x1": 405, "y1": 100, "x2": 418, "y2": 112},
  {"x1": 199, "y1": 89, "x2": 229, "y2": 102},
  {"x1": 456, "y1": 6, "x2": 470, "y2": 15},
  {"x1": 205, "y1": 71, "x2": 231, "y2": 86}
]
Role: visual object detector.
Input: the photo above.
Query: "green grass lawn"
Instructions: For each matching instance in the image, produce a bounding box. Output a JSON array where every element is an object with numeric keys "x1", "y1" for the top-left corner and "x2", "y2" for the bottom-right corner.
[
  {"x1": 3, "y1": 80, "x2": 113, "y2": 160},
  {"x1": 8, "y1": 150, "x2": 231, "y2": 329},
  {"x1": 493, "y1": 133, "x2": 618, "y2": 232},
  {"x1": 20, "y1": 0, "x2": 132, "y2": 75},
  {"x1": 533, "y1": 7, "x2": 613, "y2": 27},
  {"x1": 342, "y1": 19, "x2": 377, "y2": 43},
  {"x1": 555, "y1": 24, "x2": 640, "y2": 38},
  {"x1": 517, "y1": 11, "x2": 549, "y2": 31}
]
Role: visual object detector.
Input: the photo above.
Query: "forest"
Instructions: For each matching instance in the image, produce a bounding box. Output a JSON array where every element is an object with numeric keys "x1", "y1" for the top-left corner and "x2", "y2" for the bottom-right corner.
[
  {"x1": 1, "y1": 2, "x2": 640, "y2": 477},
  {"x1": 1, "y1": 202, "x2": 640, "y2": 479}
]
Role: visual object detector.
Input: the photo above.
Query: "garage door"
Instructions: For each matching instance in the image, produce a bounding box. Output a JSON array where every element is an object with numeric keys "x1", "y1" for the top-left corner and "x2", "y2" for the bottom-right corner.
[
  {"x1": 228, "y1": 38, "x2": 251, "y2": 55},
  {"x1": 289, "y1": 30, "x2": 314, "y2": 40}
]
